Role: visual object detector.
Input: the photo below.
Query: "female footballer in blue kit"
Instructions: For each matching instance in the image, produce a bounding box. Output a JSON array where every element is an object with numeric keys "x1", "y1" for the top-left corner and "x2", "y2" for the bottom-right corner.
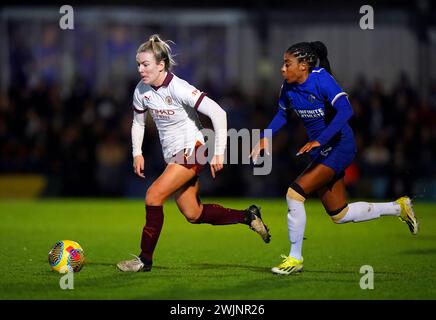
[{"x1": 250, "y1": 41, "x2": 419, "y2": 275}]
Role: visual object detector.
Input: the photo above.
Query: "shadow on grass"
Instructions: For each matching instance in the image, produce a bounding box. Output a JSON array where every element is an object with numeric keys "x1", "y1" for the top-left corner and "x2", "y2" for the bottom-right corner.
[
  {"x1": 398, "y1": 248, "x2": 436, "y2": 255},
  {"x1": 305, "y1": 269, "x2": 402, "y2": 275},
  {"x1": 190, "y1": 263, "x2": 402, "y2": 276},
  {"x1": 37, "y1": 258, "x2": 404, "y2": 277},
  {"x1": 189, "y1": 262, "x2": 270, "y2": 273},
  {"x1": 85, "y1": 260, "x2": 171, "y2": 270}
]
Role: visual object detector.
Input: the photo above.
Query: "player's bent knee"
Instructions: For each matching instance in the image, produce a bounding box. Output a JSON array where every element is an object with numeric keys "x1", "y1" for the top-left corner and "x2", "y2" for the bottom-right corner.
[
  {"x1": 184, "y1": 210, "x2": 202, "y2": 223},
  {"x1": 286, "y1": 184, "x2": 307, "y2": 203},
  {"x1": 329, "y1": 205, "x2": 349, "y2": 224},
  {"x1": 186, "y1": 215, "x2": 201, "y2": 224},
  {"x1": 145, "y1": 187, "x2": 166, "y2": 206},
  {"x1": 176, "y1": 201, "x2": 202, "y2": 223}
]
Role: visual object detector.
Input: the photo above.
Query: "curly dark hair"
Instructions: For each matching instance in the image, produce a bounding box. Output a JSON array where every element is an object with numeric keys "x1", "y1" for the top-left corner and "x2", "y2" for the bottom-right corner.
[{"x1": 286, "y1": 41, "x2": 332, "y2": 74}]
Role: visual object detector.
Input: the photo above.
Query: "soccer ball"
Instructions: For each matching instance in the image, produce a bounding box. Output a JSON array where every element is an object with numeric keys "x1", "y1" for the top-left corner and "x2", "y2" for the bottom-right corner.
[{"x1": 48, "y1": 240, "x2": 85, "y2": 273}]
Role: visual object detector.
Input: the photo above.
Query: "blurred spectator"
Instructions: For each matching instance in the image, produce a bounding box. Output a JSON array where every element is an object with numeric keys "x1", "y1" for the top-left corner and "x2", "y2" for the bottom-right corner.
[
  {"x1": 74, "y1": 26, "x2": 98, "y2": 91},
  {"x1": 1, "y1": 15, "x2": 435, "y2": 200},
  {"x1": 96, "y1": 132, "x2": 127, "y2": 196},
  {"x1": 362, "y1": 131, "x2": 391, "y2": 175},
  {"x1": 34, "y1": 25, "x2": 61, "y2": 86},
  {"x1": 8, "y1": 23, "x2": 34, "y2": 89},
  {"x1": 105, "y1": 25, "x2": 136, "y2": 102}
]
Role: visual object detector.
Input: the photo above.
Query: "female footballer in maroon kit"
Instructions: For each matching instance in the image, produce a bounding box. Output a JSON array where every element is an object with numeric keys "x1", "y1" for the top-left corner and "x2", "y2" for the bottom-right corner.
[{"x1": 117, "y1": 35, "x2": 271, "y2": 272}]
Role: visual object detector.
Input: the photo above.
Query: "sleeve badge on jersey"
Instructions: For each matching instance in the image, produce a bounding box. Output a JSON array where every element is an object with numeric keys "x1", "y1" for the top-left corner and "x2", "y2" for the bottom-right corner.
[
  {"x1": 192, "y1": 89, "x2": 199, "y2": 96},
  {"x1": 165, "y1": 96, "x2": 173, "y2": 105}
]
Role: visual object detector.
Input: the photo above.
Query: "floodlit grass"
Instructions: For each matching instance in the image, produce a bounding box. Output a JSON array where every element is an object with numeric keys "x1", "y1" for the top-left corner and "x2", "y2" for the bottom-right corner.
[{"x1": 1, "y1": 198, "x2": 435, "y2": 300}]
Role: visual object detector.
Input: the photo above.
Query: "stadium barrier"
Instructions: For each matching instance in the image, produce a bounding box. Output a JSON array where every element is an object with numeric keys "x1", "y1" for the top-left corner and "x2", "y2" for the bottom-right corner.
[{"x1": 0, "y1": 174, "x2": 47, "y2": 198}]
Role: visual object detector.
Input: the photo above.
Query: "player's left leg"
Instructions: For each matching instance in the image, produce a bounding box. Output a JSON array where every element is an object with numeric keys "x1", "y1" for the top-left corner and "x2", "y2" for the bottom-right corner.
[
  {"x1": 173, "y1": 175, "x2": 203, "y2": 222},
  {"x1": 272, "y1": 163, "x2": 334, "y2": 275},
  {"x1": 117, "y1": 163, "x2": 199, "y2": 272},
  {"x1": 173, "y1": 175, "x2": 271, "y2": 243},
  {"x1": 319, "y1": 177, "x2": 419, "y2": 234}
]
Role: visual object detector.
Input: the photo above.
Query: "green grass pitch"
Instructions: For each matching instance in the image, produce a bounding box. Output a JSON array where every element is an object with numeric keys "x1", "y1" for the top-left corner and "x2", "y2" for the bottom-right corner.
[{"x1": 1, "y1": 198, "x2": 435, "y2": 300}]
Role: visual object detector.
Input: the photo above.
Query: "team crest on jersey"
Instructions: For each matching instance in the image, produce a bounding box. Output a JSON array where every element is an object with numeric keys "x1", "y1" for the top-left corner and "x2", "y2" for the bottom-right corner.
[
  {"x1": 165, "y1": 96, "x2": 173, "y2": 105},
  {"x1": 308, "y1": 94, "x2": 316, "y2": 103}
]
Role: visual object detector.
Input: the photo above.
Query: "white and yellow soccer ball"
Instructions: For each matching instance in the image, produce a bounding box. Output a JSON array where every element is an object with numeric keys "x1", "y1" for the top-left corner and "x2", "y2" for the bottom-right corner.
[{"x1": 48, "y1": 240, "x2": 85, "y2": 273}]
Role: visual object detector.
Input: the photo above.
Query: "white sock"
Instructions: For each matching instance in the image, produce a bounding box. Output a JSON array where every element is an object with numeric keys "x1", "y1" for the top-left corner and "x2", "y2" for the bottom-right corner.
[
  {"x1": 337, "y1": 201, "x2": 400, "y2": 223},
  {"x1": 286, "y1": 195, "x2": 306, "y2": 260}
]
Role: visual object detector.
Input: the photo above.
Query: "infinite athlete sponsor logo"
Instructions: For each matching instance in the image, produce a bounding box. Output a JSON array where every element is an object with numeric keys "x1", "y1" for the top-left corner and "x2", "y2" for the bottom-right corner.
[{"x1": 294, "y1": 108, "x2": 325, "y2": 118}]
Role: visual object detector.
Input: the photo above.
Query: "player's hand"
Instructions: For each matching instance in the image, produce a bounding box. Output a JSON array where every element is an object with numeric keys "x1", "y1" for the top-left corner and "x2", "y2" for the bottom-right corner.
[
  {"x1": 210, "y1": 154, "x2": 224, "y2": 179},
  {"x1": 133, "y1": 155, "x2": 145, "y2": 178},
  {"x1": 296, "y1": 141, "x2": 321, "y2": 156},
  {"x1": 249, "y1": 137, "x2": 270, "y2": 164}
]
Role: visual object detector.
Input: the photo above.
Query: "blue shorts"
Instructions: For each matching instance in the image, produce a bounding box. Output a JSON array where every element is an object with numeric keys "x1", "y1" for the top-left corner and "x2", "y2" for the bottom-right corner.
[{"x1": 309, "y1": 138, "x2": 357, "y2": 177}]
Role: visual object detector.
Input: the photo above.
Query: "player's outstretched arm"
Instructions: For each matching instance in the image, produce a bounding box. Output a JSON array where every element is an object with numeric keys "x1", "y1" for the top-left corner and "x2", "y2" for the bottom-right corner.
[
  {"x1": 210, "y1": 154, "x2": 224, "y2": 179},
  {"x1": 131, "y1": 109, "x2": 147, "y2": 178},
  {"x1": 296, "y1": 140, "x2": 321, "y2": 156},
  {"x1": 133, "y1": 155, "x2": 145, "y2": 178},
  {"x1": 249, "y1": 107, "x2": 288, "y2": 163},
  {"x1": 250, "y1": 137, "x2": 270, "y2": 164},
  {"x1": 196, "y1": 96, "x2": 227, "y2": 178},
  {"x1": 315, "y1": 95, "x2": 353, "y2": 146}
]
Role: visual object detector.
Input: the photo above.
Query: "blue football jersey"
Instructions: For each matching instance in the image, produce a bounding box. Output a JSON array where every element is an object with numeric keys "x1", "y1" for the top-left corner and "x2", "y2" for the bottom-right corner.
[{"x1": 278, "y1": 67, "x2": 353, "y2": 143}]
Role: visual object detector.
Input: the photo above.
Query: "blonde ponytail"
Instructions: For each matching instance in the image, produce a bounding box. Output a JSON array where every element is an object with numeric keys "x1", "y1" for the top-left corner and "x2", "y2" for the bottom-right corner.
[{"x1": 137, "y1": 34, "x2": 176, "y2": 70}]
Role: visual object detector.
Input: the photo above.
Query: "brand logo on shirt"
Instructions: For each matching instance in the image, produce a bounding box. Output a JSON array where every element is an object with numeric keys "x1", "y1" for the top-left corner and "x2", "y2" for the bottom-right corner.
[
  {"x1": 192, "y1": 89, "x2": 199, "y2": 96},
  {"x1": 143, "y1": 95, "x2": 150, "y2": 101},
  {"x1": 165, "y1": 96, "x2": 173, "y2": 105},
  {"x1": 308, "y1": 94, "x2": 316, "y2": 103}
]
